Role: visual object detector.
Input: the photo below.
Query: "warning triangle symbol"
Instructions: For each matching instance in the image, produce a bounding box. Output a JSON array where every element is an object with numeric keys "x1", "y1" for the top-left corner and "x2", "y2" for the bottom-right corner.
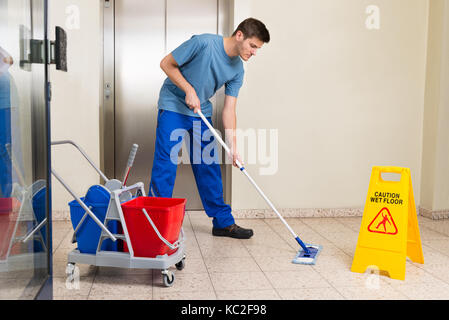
[{"x1": 367, "y1": 207, "x2": 398, "y2": 235}]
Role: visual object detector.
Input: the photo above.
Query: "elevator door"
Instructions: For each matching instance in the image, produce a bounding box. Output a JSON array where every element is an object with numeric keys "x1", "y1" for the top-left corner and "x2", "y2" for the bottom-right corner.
[{"x1": 109, "y1": 0, "x2": 230, "y2": 209}]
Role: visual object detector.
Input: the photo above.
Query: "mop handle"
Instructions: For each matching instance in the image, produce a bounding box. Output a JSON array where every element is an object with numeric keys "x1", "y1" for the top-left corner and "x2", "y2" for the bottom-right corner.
[
  {"x1": 194, "y1": 110, "x2": 240, "y2": 170},
  {"x1": 122, "y1": 144, "x2": 138, "y2": 187},
  {"x1": 5, "y1": 143, "x2": 26, "y2": 187},
  {"x1": 196, "y1": 110, "x2": 299, "y2": 241},
  {"x1": 196, "y1": 111, "x2": 243, "y2": 168}
]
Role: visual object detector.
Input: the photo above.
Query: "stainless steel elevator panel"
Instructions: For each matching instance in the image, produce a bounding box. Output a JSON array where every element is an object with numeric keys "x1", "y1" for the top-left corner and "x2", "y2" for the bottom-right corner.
[
  {"x1": 114, "y1": 0, "x2": 165, "y2": 195},
  {"x1": 111, "y1": 0, "x2": 229, "y2": 209},
  {"x1": 166, "y1": 0, "x2": 217, "y2": 52}
]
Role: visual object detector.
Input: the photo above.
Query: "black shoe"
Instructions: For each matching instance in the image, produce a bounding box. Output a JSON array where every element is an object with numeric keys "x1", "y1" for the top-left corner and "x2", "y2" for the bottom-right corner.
[{"x1": 212, "y1": 224, "x2": 254, "y2": 239}]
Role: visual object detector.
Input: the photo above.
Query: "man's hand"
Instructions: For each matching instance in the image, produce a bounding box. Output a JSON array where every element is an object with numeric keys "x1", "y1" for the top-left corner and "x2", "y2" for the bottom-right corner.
[
  {"x1": 3, "y1": 56, "x2": 13, "y2": 65},
  {"x1": 232, "y1": 151, "x2": 244, "y2": 168},
  {"x1": 186, "y1": 88, "x2": 201, "y2": 114},
  {"x1": 222, "y1": 95, "x2": 240, "y2": 167}
]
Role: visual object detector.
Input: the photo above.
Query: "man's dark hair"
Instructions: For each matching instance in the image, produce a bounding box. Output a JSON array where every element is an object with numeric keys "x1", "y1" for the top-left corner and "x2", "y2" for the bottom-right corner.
[{"x1": 232, "y1": 18, "x2": 270, "y2": 43}]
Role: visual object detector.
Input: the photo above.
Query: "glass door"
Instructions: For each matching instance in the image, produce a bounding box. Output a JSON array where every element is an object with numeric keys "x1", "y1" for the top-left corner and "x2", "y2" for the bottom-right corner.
[{"x1": 0, "y1": 0, "x2": 52, "y2": 299}]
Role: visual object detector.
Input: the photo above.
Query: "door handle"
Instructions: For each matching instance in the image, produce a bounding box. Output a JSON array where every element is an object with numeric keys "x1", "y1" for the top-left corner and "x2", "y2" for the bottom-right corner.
[
  {"x1": 20, "y1": 26, "x2": 67, "y2": 72},
  {"x1": 50, "y1": 26, "x2": 67, "y2": 71}
]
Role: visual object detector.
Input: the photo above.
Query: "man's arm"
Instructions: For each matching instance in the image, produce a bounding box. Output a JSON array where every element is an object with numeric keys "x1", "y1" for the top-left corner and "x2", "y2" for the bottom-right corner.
[
  {"x1": 222, "y1": 95, "x2": 243, "y2": 167},
  {"x1": 160, "y1": 53, "x2": 201, "y2": 113}
]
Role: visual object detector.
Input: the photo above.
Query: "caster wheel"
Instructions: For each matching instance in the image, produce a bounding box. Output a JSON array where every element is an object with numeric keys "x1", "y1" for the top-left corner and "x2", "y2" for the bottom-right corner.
[
  {"x1": 66, "y1": 263, "x2": 76, "y2": 277},
  {"x1": 175, "y1": 257, "x2": 186, "y2": 271},
  {"x1": 162, "y1": 270, "x2": 175, "y2": 287}
]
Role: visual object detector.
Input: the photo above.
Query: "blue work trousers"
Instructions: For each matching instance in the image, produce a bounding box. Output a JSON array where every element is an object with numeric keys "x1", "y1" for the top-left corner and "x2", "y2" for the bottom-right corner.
[
  {"x1": 149, "y1": 109, "x2": 234, "y2": 229},
  {"x1": 0, "y1": 72, "x2": 11, "y2": 198}
]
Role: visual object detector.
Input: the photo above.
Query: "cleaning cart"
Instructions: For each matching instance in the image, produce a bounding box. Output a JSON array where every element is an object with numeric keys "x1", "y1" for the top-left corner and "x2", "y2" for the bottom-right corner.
[
  {"x1": 0, "y1": 143, "x2": 47, "y2": 272},
  {"x1": 52, "y1": 140, "x2": 186, "y2": 287},
  {"x1": 0, "y1": 180, "x2": 48, "y2": 272}
]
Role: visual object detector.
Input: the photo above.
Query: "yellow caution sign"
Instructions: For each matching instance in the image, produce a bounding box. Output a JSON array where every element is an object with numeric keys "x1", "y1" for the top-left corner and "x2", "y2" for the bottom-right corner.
[{"x1": 351, "y1": 166, "x2": 424, "y2": 280}]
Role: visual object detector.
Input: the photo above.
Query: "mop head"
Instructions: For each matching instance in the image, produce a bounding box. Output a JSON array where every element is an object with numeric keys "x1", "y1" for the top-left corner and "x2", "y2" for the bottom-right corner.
[{"x1": 292, "y1": 243, "x2": 322, "y2": 265}]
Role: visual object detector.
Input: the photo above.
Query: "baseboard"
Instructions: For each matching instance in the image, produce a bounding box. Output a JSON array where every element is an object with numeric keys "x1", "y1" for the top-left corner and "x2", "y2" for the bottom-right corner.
[
  {"x1": 233, "y1": 206, "x2": 449, "y2": 220},
  {"x1": 419, "y1": 207, "x2": 449, "y2": 220},
  {"x1": 231, "y1": 207, "x2": 364, "y2": 219},
  {"x1": 51, "y1": 206, "x2": 449, "y2": 222}
]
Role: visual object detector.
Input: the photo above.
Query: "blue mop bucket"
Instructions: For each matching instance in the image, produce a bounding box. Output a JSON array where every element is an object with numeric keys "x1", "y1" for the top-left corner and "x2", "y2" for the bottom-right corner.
[
  {"x1": 69, "y1": 185, "x2": 118, "y2": 253},
  {"x1": 32, "y1": 186, "x2": 47, "y2": 252}
]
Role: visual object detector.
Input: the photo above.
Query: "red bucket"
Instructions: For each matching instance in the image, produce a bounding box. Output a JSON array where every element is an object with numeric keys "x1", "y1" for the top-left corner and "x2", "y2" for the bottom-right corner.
[
  {"x1": 0, "y1": 197, "x2": 21, "y2": 215},
  {"x1": 121, "y1": 197, "x2": 186, "y2": 258},
  {"x1": 0, "y1": 198, "x2": 21, "y2": 259}
]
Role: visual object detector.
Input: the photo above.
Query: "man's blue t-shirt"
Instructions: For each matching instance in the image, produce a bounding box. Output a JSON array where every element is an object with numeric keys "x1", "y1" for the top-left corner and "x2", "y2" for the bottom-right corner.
[{"x1": 158, "y1": 33, "x2": 244, "y2": 117}]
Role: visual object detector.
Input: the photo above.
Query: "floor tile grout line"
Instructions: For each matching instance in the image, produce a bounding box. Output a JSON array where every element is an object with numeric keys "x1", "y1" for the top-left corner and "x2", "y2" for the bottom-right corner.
[
  {"x1": 377, "y1": 277, "x2": 413, "y2": 300},
  {"x1": 295, "y1": 217, "x2": 357, "y2": 300},
  {"x1": 299, "y1": 218, "x2": 355, "y2": 257},
  {"x1": 237, "y1": 220, "x2": 283, "y2": 300},
  {"x1": 335, "y1": 218, "x2": 363, "y2": 233},
  {"x1": 302, "y1": 217, "x2": 357, "y2": 238},
  {"x1": 187, "y1": 212, "x2": 219, "y2": 300},
  {"x1": 247, "y1": 218, "x2": 338, "y2": 299},
  {"x1": 264, "y1": 217, "x2": 356, "y2": 256},
  {"x1": 262, "y1": 217, "x2": 303, "y2": 252},
  {"x1": 420, "y1": 224, "x2": 449, "y2": 240},
  {"x1": 308, "y1": 265, "x2": 347, "y2": 300},
  {"x1": 419, "y1": 218, "x2": 449, "y2": 232},
  {"x1": 52, "y1": 226, "x2": 73, "y2": 254},
  {"x1": 259, "y1": 217, "x2": 342, "y2": 299},
  {"x1": 408, "y1": 260, "x2": 449, "y2": 287},
  {"x1": 421, "y1": 241, "x2": 449, "y2": 258},
  {"x1": 192, "y1": 215, "x2": 283, "y2": 299},
  {"x1": 331, "y1": 286, "x2": 409, "y2": 300},
  {"x1": 421, "y1": 242, "x2": 449, "y2": 258},
  {"x1": 312, "y1": 266, "x2": 411, "y2": 300},
  {"x1": 86, "y1": 269, "x2": 97, "y2": 300},
  {"x1": 307, "y1": 223, "x2": 394, "y2": 300}
]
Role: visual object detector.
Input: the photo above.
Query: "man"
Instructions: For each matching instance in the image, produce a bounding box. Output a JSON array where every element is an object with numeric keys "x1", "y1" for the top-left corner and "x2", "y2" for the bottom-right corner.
[
  {"x1": 0, "y1": 46, "x2": 13, "y2": 198},
  {"x1": 149, "y1": 18, "x2": 270, "y2": 239}
]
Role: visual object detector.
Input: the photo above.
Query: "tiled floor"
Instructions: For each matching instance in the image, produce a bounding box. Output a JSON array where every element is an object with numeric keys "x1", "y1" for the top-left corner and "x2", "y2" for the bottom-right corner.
[{"x1": 52, "y1": 213, "x2": 449, "y2": 300}]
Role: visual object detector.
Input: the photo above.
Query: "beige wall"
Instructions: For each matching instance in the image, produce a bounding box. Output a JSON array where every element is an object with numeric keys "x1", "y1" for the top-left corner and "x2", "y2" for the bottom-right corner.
[
  {"x1": 420, "y1": 0, "x2": 444, "y2": 211},
  {"x1": 421, "y1": 0, "x2": 449, "y2": 215},
  {"x1": 231, "y1": 0, "x2": 429, "y2": 210},
  {"x1": 49, "y1": 0, "x2": 102, "y2": 216},
  {"x1": 49, "y1": 0, "x2": 449, "y2": 217},
  {"x1": 434, "y1": 2, "x2": 449, "y2": 211}
]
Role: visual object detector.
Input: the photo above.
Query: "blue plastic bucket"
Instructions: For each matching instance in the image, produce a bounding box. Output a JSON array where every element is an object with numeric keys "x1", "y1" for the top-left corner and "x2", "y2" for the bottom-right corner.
[
  {"x1": 32, "y1": 186, "x2": 47, "y2": 252},
  {"x1": 69, "y1": 185, "x2": 118, "y2": 253}
]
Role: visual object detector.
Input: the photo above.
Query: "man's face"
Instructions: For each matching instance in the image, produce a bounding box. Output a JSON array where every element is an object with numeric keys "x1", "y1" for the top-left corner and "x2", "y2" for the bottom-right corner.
[{"x1": 236, "y1": 31, "x2": 264, "y2": 61}]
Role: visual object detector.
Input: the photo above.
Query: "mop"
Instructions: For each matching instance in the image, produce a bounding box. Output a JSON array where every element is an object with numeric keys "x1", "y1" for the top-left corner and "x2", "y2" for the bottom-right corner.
[{"x1": 196, "y1": 110, "x2": 322, "y2": 265}]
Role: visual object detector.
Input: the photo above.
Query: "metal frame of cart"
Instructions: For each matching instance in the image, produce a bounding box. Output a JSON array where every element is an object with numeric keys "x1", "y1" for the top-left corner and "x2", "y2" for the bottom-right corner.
[
  {"x1": 0, "y1": 179, "x2": 47, "y2": 272},
  {"x1": 52, "y1": 140, "x2": 186, "y2": 287}
]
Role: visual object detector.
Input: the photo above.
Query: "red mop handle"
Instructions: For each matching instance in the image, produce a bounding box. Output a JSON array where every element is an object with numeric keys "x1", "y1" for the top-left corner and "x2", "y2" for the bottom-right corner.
[{"x1": 122, "y1": 144, "x2": 138, "y2": 187}]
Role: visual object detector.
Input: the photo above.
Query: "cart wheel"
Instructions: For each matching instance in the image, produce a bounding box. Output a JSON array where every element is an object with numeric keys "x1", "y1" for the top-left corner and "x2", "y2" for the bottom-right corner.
[
  {"x1": 162, "y1": 270, "x2": 175, "y2": 287},
  {"x1": 175, "y1": 257, "x2": 186, "y2": 271},
  {"x1": 66, "y1": 263, "x2": 76, "y2": 277}
]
